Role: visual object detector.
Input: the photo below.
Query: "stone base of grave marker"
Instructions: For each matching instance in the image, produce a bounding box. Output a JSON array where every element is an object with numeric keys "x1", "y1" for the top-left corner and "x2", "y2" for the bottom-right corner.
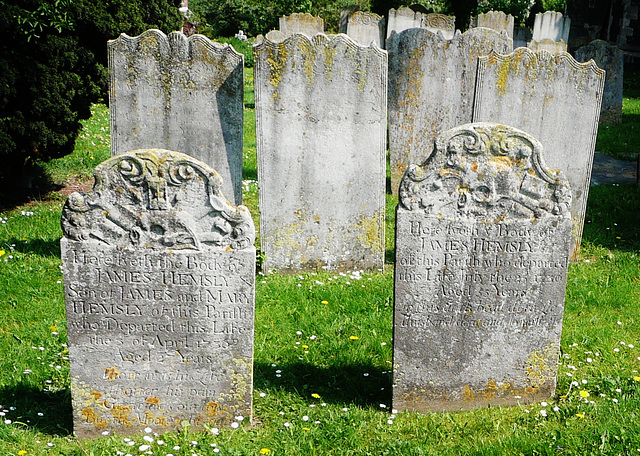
[
  {"x1": 392, "y1": 123, "x2": 572, "y2": 412},
  {"x1": 61, "y1": 149, "x2": 256, "y2": 438}
]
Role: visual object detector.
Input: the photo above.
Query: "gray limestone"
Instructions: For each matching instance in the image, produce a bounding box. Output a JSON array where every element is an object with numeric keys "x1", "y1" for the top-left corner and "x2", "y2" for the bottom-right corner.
[
  {"x1": 61, "y1": 149, "x2": 256, "y2": 438},
  {"x1": 473, "y1": 48, "x2": 605, "y2": 258},
  {"x1": 108, "y1": 30, "x2": 244, "y2": 205},
  {"x1": 279, "y1": 13, "x2": 324, "y2": 37},
  {"x1": 532, "y1": 11, "x2": 570, "y2": 43},
  {"x1": 476, "y1": 11, "x2": 514, "y2": 39},
  {"x1": 575, "y1": 40, "x2": 624, "y2": 124},
  {"x1": 254, "y1": 34, "x2": 387, "y2": 272},
  {"x1": 387, "y1": 27, "x2": 512, "y2": 195},
  {"x1": 346, "y1": 11, "x2": 385, "y2": 48},
  {"x1": 393, "y1": 123, "x2": 573, "y2": 412}
]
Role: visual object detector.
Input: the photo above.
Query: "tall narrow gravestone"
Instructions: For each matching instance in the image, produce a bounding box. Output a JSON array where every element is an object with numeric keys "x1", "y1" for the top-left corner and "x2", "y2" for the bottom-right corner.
[
  {"x1": 575, "y1": 40, "x2": 624, "y2": 124},
  {"x1": 393, "y1": 123, "x2": 573, "y2": 412},
  {"x1": 472, "y1": 48, "x2": 605, "y2": 258},
  {"x1": 476, "y1": 11, "x2": 514, "y2": 39},
  {"x1": 61, "y1": 149, "x2": 256, "y2": 438},
  {"x1": 254, "y1": 34, "x2": 387, "y2": 272},
  {"x1": 109, "y1": 30, "x2": 244, "y2": 205},
  {"x1": 346, "y1": 11, "x2": 386, "y2": 48},
  {"x1": 386, "y1": 7, "x2": 425, "y2": 39},
  {"x1": 387, "y1": 27, "x2": 511, "y2": 194}
]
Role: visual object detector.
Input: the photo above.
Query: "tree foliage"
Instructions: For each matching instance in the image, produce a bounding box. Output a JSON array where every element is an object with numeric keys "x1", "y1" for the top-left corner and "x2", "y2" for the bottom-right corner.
[{"x1": 0, "y1": 0, "x2": 182, "y2": 188}]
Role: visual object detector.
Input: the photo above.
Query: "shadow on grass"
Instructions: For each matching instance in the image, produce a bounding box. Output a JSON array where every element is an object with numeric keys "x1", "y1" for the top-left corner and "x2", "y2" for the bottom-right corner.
[
  {"x1": 582, "y1": 184, "x2": 640, "y2": 253},
  {"x1": 0, "y1": 384, "x2": 72, "y2": 436},
  {"x1": 254, "y1": 361, "x2": 393, "y2": 409},
  {"x1": 6, "y1": 237, "x2": 61, "y2": 258}
]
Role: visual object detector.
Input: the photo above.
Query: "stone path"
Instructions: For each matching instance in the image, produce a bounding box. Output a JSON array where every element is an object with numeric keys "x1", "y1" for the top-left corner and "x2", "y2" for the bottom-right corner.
[{"x1": 590, "y1": 152, "x2": 638, "y2": 186}]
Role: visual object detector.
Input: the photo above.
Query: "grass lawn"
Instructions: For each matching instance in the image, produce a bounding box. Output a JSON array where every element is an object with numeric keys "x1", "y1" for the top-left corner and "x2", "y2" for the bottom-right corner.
[{"x1": 0, "y1": 68, "x2": 639, "y2": 455}]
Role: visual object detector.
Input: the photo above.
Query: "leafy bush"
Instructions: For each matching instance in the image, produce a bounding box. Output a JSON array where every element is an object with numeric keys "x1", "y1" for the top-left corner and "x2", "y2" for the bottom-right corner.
[{"x1": 0, "y1": 0, "x2": 182, "y2": 189}]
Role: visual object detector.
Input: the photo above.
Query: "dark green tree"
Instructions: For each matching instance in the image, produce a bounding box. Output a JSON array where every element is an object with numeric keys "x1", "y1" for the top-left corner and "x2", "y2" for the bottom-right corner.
[{"x1": 0, "y1": 0, "x2": 181, "y2": 189}]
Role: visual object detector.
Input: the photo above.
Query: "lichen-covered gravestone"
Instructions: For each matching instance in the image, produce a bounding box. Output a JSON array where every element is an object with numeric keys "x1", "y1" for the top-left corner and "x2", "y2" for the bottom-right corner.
[
  {"x1": 61, "y1": 149, "x2": 256, "y2": 438},
  {"x1": 473, "y1": 48, "x2": 605, "y2": 258},
  {"x1": 576, "y1": 40, "x2": 624, "y2": 124},
  {"x1": 254, "y1": 34, "x2": 387, "y2": 272},
  {"x1": 108, "y1": 30, "x2": 244, "y2": 205},
  {"x1": 387, "y1": 27, "x2": 511, "y2": 194},
  {"x1": 393, "y1": 123, "x2": 573, "y2": 412}
]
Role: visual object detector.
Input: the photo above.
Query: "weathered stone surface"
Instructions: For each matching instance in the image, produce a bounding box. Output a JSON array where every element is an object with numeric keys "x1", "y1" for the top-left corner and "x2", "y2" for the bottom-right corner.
[
  {"x1": 393, "y1": 123, "x2": 573, "y2": 412},
  {"x1": 254, "y1": 34, "x2": 387, "y2": 272},
  {"x1": 422, "y1": 13, "x2": 456, "y2": 39},
  {"x1": 527, "y1": 38, "x2": 567, "y2": 53},
  {"x1": 532, "y1": 11, "x2": 570, "y2": 43},
  {"x1": 347, "y1": 11, "x2": 385, "y2": 47},
  {"x1": 279, "y1": 13, "x2": 324, "y2": 37},
  {"x1": 473, "y1": 48, "x2": 605, "y2": 258},
  {"x1": 575, "y1": 40, "x2": 624, "y2": 124},
  {"x1": 108, "y1": 30, "x2": 244, "y2": 205},
  {"x1": 61, "y1": 149, "x2": 256, "y2": 438},
  {"x1": 387, "y1": 27, "x2": 512, "y2": 194},
  {"x1": 386, "y1": 7, "x2": 425, "y2": 39},
  {"x1": 476, "y1": 10, "x2": 514, "y2": 39}
]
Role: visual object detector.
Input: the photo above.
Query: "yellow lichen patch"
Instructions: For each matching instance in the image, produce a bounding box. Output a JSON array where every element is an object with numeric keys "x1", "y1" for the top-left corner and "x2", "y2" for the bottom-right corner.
[
  {"x1": 110, "y1": 404, "x2": 133, "y2": 426},
  {"x1": 526, "y1": 345, "x2": 558, "y2": 388},
  {"x1": 483, "y1": 379, "x2": 498, "y2": 399},
  {"x1": 356, "y1": 211, "x2": 383, "y2": 253},
  {"x1": 81, "y1": 407, "x2": 99, "y2": 423},
  {"x1": 463, "y1": 385, "x2": 475, "y2": 400},
  {"x1": 144, "y1": 411, "x2": 155, "y2": 423},
  {"x1": 205, "y1": 401, "x2": 219, "y2": 417},
  {"x1": 489, "y1": 155, "x2": 515, "y2": 169},
  {"x1": 155, "y1": 415, "x2": 168, "y2": 426},
  {"x1": 89, "y1": 391, "x2": 103, "y2": 401},
  {"x1": 146, "y1": 396, "x2": 161, "y2": 406},
  {"x1": 266, "y1": 46, "x2": 289, "y2": 89},
  {"x1": 104, "y1": 366, "x2": 121, "y2": 381}
]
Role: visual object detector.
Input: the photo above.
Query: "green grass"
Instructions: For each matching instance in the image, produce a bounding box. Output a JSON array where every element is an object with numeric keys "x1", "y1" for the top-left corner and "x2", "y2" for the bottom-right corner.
[
  {"x1": 595, "y1": 72, "x2": 640, "y2": 160},
  {"x1": 1, "y1": 68, "x2": 640, "y2": 455}
]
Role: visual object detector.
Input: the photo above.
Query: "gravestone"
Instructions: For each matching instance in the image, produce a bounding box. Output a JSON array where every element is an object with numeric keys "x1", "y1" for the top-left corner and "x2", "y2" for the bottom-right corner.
[
  {"x1": 387, "y1": 27, "x2": 512, "y2": 195},
  {"x1": 473, "y1": 48, "x2": 605, "y2": 258},
  {"x1": 108, "y1": 30, "x2": 244, "y2": 205},
  {"x1": 423, "y1": 13, "x2": 456, "y2": 39},
  {"x1": 476, "y1": 11, "x2": 514, "y2": 39},
  {"x1": 346, "y1": 11, "x2": 386, "y2": 47},
  {"x1": 386, "y1": 7, "x2": 425, "y2": 39},
  {"x1": 575, "y1": 40, "x2": 624, "y2": 124},
  {"x1": 279, "y1": 13, "x2": 324, "y2": 37},
  {"x1": 264, "y1": 30, "x2": 286, "y2": 43},
  {"x1": 254, "y1": 34, "x2": 387, "y2": 272},
  {"x1": 532, "y1": 11, "x2": 570, "y2": 43},
  {"x1": 61, "y1": 149, "x2": 256, "y2": 438},
  {"x1": 527, "y1": 38, "x2": 567, "y2": 53},
  {"x1": 393, "y1": 123, "x2": 573, "y2": 412}
]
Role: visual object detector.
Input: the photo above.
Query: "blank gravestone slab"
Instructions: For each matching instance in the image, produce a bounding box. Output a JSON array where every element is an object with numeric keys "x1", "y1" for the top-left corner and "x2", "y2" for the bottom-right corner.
[
  {"x1": 575, "y1": 40, "x2": 624, "y2": 124},
  {"x1": 477, "y1": 11, "x2": 514, "y2": 39},
  {"x1": 532, "y1": 11, "x2": 570, "y2": 43},
  {"x1": 347, "y1": 11, "x2": 385, "y2": 48},
  {"x1": 393, "y1": 123, "x2": 573, "y2": 412},
  {"x1": 387, "y1": 27, "x2": 511, "y2": 194},
  {"x1": 254, "y1": 34, "x2": 387, "y2": 272},
  {"x1": 279, "y1": 13, "x2": 324, "y2": 37},
  {"x1": 386, "y1": 7, "x2": 425, "y2": 39},
  {"x1": 61, "y1": 149, "x2": 256, "y2": 438},
  {"x1": 473, "y1": 48, "x2": 605, "y2": 258},
  {"x1": 108, "y1": 30, "x2": 244, "y2": 205}
]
